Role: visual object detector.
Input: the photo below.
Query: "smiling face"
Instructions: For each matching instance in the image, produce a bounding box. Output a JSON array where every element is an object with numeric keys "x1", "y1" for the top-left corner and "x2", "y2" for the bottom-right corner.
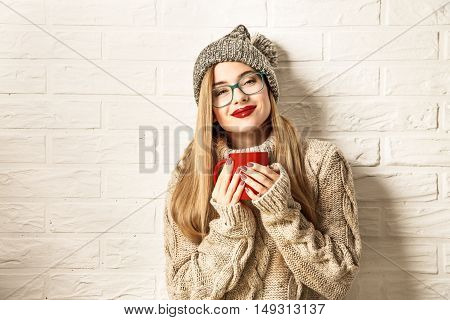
[{"x1": 212, "y1": 62, "x2": 271, "y2": 133}]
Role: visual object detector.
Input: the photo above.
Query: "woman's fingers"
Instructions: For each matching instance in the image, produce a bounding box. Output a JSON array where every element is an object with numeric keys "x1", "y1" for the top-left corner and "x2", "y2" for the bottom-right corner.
[
  {"x1": 212, "y1": 166, "x2": 224, "y2": 200},
  {"x1": 241, "y1": 166, "x2": 272, "y2": 189},
  {"x1": 247, "y1": 162, "x2": 280, "y2": 181},
  {"x1": 214, "y1": 159, "x2": 228, "y2": 187},
  {"x1": 230, "y1": 179, "x2": 246, "y2": 205},
  {"x1": 212, "y1": 158, "x2": 236, "y2": 204},
  {"x1": 240, "y1": 172, "x2": 268, "y2": 195},
  {"x1": 219, "y1": 158, "x2": 234, "y2": 195},
  {"x1": 225, "y1": 168, "x2": 242, "y2": 203}
]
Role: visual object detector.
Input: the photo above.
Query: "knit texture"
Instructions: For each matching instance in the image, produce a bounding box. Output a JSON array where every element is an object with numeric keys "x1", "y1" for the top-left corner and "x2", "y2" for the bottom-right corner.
[
  {"x1": 192, "y1": 24, "x2": 280, "y2": 106},
  {"x1": 164, "y1": 133, "x2": 362, "y2": 300}
]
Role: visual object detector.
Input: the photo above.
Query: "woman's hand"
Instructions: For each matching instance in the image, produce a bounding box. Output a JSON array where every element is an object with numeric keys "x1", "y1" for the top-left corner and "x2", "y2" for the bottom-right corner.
[
  {"x1": 211, "y1": 158, "x2": 246, "y2": 205},
  {"x1": 212, "y1": 158, "x2": 245, "y2": 205},
  {"x1": 240, "y1": 162, "x2": 280, "y2": 200}
]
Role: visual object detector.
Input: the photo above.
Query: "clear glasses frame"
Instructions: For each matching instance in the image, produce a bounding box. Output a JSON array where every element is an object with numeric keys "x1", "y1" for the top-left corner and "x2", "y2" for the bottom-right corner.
[{"x1": 212, "y1": 71, "x2": 268, "y2": 108}]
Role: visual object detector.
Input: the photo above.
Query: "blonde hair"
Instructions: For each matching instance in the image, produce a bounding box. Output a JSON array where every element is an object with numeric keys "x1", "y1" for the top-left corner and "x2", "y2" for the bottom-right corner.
[{"x1": 170, "y1": 65, "x2": 318, "y2": 244}]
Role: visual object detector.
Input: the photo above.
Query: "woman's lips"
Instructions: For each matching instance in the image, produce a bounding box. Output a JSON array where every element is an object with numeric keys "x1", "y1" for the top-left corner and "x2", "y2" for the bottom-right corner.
[{"x1": 231, "y1": 106, "x2": 256, "y2": 118}]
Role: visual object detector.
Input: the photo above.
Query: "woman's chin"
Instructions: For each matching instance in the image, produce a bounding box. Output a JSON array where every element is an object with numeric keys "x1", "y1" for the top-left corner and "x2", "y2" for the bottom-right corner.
[{"x1": 229, "y1": 121, "x2": 264, "y2": 133}]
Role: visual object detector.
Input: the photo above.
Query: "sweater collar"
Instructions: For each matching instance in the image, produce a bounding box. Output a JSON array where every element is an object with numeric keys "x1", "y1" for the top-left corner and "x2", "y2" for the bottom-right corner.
[{"x1": 214, "y1": 131, "x2": 276, "y2": 162}]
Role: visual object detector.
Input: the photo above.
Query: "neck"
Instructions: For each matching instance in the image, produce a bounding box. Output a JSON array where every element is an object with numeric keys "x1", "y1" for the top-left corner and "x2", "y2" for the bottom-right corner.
[
  {"x1": 227, "y1": 120, "x2": 273, "y2": 149},
  {"x1": 228, "y1": 130, "x2": 270, "y2": 149}
]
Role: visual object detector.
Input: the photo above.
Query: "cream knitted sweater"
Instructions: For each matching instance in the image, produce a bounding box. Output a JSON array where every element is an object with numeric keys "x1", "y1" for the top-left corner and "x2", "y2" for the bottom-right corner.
[{"x1": 164, "y1": 132, "x2": 362, "y2": 300}]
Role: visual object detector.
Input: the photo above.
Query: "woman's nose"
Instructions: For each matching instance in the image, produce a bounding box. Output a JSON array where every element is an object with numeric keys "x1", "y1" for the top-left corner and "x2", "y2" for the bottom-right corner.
[{"x1": 232, "y1": 88, "x2": 248, "y2": 104}]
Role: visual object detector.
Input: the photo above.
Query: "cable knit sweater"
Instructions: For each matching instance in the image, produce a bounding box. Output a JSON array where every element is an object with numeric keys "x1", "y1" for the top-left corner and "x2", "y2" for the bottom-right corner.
[{"x1": 164, "y1": 132, "x2": 362, "y2": 300}]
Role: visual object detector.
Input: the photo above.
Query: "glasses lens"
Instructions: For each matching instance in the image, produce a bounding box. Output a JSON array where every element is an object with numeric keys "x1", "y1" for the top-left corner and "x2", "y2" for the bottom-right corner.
[
  {"x1": 211, "y1": 72, "x2": 264, "y2": 108},
  {"x1": 240, "y1": 73, "x2": 264, "y2": 95},
  {"x1": 212, "y1": 86, "x2": 232, "y2": 108}
]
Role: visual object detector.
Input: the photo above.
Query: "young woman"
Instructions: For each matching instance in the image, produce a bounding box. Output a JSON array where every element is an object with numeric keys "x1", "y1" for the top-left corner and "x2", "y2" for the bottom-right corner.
[{"x1": 163, "y1": 24, "x2": 361, "y2": 300}]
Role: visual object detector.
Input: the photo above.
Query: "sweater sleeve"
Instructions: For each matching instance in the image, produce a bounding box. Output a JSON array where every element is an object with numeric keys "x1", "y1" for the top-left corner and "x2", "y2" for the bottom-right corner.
[
  {"x1": 164, "y1": 170, "x2": 257, "y2": 300},
  {"x1": 251, "y1": 146, "x2": 362, "y2": 300}
]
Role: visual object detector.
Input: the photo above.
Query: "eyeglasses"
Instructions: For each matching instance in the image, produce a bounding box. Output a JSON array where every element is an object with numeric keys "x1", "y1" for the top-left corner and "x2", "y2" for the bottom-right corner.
[{"x1": 211, "y1": 71, "x2": 267, "y2": 108}]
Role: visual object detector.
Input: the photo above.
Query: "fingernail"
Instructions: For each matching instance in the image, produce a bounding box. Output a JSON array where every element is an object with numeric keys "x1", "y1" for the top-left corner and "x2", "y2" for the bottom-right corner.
[
  {"x1": 246, "y1": 162, "x2": 254, "y2": 167},
  {"x1": 240, "y1": 166, "x2": 247, "y2": 172},
  {"x1": 239, "y1": 180, "x2": 245, "y2": 186},
  {"x1": 226, "y1": 158, "x2": 232, "y2": 165},
  {"x1": 240, "y1": 173, "x2": 247, "y2": 180}
]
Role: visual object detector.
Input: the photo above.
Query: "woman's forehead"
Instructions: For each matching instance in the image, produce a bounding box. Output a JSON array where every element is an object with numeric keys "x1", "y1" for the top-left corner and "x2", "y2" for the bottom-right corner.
[
  {"x1": 214, "y1": 62, "x2": 254, "y2": 74},
  {"x1": 213, "y1": 62, "x2": 255, "y2": 84}
]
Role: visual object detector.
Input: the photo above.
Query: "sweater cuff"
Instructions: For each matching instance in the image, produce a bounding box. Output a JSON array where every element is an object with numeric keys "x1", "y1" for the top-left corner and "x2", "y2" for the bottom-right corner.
[
  {"x1": 209, "y1": 198, "x2": 256, "y2": 231},
  {"x1": 251, "y1": 162, "x2": 293, "y2": 215}
]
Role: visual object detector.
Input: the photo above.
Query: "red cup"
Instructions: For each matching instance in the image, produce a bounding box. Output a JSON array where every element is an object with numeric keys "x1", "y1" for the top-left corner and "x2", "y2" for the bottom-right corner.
[{"x1": 213, "y1": 151, "x2": 269, "y2": 200}]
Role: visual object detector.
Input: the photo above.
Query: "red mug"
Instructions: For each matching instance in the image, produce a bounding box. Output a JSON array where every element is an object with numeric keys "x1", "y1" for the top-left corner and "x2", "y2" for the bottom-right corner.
[{"x1": 213, "y1": 151, "x2": 269, "y2": 201}]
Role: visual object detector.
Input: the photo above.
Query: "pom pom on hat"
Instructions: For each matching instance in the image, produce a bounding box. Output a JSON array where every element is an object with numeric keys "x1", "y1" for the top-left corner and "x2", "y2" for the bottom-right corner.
[{"x1": 251, "y1": 33, "x2": 279, "y2": 68}]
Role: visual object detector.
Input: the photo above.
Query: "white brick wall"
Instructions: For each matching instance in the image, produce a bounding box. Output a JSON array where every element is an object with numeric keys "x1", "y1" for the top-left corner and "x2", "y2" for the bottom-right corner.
[{"x1": 0, "y1": 0, "x2": 449, "y2": 300}]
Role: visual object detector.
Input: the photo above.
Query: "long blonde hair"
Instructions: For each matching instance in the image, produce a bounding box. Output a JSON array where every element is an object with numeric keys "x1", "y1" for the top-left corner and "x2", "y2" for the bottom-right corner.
[{"x1": 170, "y1": 65, "x2": 318, "y2": 244}]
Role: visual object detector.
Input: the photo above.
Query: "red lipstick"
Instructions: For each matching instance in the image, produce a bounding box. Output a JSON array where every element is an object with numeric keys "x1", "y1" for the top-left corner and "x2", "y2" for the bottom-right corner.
[{"x1": 231, "y1": 105, "x2": 256, "y2": 118}]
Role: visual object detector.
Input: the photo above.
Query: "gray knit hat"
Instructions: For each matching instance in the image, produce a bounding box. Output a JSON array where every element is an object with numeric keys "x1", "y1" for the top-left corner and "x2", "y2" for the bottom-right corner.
[{"x1": 193, "y1": 24, "x2": 279, "y2": 106}]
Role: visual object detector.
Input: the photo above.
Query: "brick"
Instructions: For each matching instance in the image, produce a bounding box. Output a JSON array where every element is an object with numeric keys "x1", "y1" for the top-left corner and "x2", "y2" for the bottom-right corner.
[
  {"x1": 0, "y1": 169, "x2": 100, "y2": 198},
  {"x1": 0, "y1": 0, "x2": 45, "y2": 24},
  {"x1": 278, "y1": 66, "x2": 379, "y2": 96},
  {"x1": 356, "y1": 272, "x2": 449, "y2": 299},
  {"x1": 446, "y1": 244, "x2": 450, "y2": 273},
  {"x1": 445, "y1": 173, "x2": 450, "y2": 199},
  {"x1": 323, "y1": 137, "x2": 379, "y2": 166},
  {"x1": 160, "y1": 64, "x2": 194, "y2": 96},
  {"x1": 384, "y1": 279, "x2": 450, "y2": 299},
  {"x1": 103, "y1": 237, "x2": 164, "y2": 269},
  {"x1": 47, "y1": 200, "x2": 160, "y2": 233},
  {"x1": 0, "y1": 100, "x2": 101, "y2": 129},
  {"x1": 265, "y1": 31, "x2": 323, "y2": 61},
  {"x1": 0, "y1": 29, "x2": 100, "y2": 59},
  {"x1": 0, "y1": 238, "x2": 98, "y2": 268},
  {"x1": 103, "y1": 31, "x2": 211, "y2": 61},
  {"x1": 271, "y1": 0, "x2": 380, "y2": 26},
  {"x1": 281, "y1": 100, "x2": 438, "y2": 132},
  {"x1": 105, "y1": 166, "x2": 171, "y2": 198},
  {"x1": 0, "y1": 203, "x2": 45, "y2": 232},
  {"x1": 105, "y1": 98, "x2": 196, "y2": 130},
  {"x1": 161, "y1": 0, "x2": 266, "y2": 26},
  {"x1": 146, "y1": 128, "x2": 193, "y2": 166},
  {"x1": 386, "y1": 138, "x2": 450, "y2": 166},
  {"x1": 0, "y1": 275, "x2": 44, "y2": 299},
  {"x1": 106, "y1": 101, "x2": 194, "y2": 164},
  {"x1": 445, "y1": 104, "x2": 450, "y2": 131},
  {"x1": 358, "y1": 207, "x2": 381, "y2": 237},
  {"x1": 52, "y1": 134, "x2": 141, "y2": 164},
  {"x1": 0, "y1": 135, "x2": 45, "y2": 163},
  {"x1": 48, "y1": 63, "x2": 156, "y2": 95},
  {"x1": 0, "y1": 64, "x2": 45, "y2": 94},
  {"x1": 353, "y1": 171, "x2": 437, "y2": 201},
  {"x1": 387, "y1": 0, "x2": 450, "y2": 25},
  {"x1": 385, "y1": 207, "x2": 450, "y2": 238},
  {"x1": 447, "y1": 32, "x2": 450, "y2": 60},
  {"x1": 331, "y1": 31, "x2": 438, "y2": 60},
  {"x1": 47, "y1": 0, "x2": 156, "y2": 26},
  {"x1": 385, "y1": 67, "x2": 450, "y2": 95},
  {"x1": 47, "y1": 273, "x2": 155, "y2": 299},
  {"x1": 360, "y1": 238, "x2": 437, "y2": 274}
]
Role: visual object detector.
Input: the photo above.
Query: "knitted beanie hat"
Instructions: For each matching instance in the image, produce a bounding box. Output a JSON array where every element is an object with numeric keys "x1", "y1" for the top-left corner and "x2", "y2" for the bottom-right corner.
[{"x1": 192, "y1": 24, "x2": 279, "y2": 106}]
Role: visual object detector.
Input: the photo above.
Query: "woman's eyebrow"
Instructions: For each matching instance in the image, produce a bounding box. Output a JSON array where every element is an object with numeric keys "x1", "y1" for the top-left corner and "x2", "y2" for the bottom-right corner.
[{"x1": 213, "y1": 70, "x2": 254, "y2": 87}]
